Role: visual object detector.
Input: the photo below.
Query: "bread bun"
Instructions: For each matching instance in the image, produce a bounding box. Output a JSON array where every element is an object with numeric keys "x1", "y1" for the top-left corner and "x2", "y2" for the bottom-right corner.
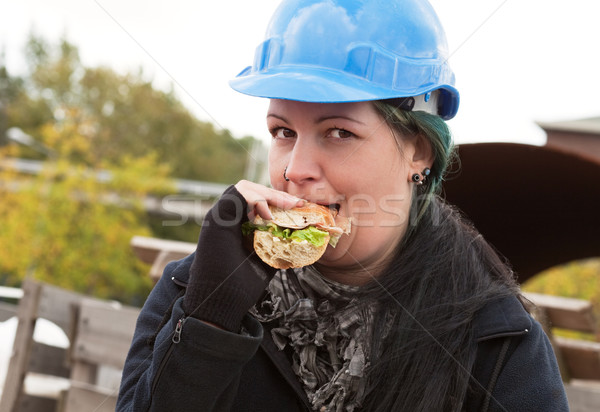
[
  {"x1": 254, "y1": 203, "x2": 335, "y2": 229},
  {"x1": 253, "y1": 230, "x2": 329, "y2": 269},
  {"x1": 248, "y1": 202, "x2": 349, "y2": 269}
]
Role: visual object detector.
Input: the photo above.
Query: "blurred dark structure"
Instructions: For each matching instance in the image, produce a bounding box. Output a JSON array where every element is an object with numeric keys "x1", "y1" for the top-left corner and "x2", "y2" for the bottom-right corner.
[
  {"x1": 442, "y1": 117, "x2": 600, "y2": 284},
  {"x1": 540, "y1": 116, "x2": 600, "y2": 162}
]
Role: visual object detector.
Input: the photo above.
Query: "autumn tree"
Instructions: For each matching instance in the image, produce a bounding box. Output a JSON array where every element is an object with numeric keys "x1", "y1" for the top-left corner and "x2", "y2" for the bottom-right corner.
[
  {"x1": 0, "y1": 52, "x2": 26, "y2": 147},
  {"x1": 0, "y1": 106, "x2": 173, "y2": 304},
  {"x1": 3, "y1": 34, "x2": 260, "y2": 183}
]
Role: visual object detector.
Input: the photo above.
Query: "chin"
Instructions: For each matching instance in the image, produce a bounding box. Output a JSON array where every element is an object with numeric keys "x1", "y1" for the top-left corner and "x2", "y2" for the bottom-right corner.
[{"x1": 318, "y1": 245, "x2": 352, "y2": 266}]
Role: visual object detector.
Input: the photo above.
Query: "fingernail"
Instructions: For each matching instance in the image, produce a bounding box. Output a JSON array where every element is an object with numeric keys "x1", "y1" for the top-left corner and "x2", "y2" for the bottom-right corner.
[
  {"x1": 263, "y1": 208, "x2": 273, "y2": 220},
  {"x1": 285, "y1": 193, "x2": 301, "y2": 202},
  {"x1": 283, "y1": 193, "x2": 304, "y2": 207}
]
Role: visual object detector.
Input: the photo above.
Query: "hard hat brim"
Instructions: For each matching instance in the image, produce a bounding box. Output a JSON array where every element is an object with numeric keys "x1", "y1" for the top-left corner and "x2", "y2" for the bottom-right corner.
[{"x1": 230, "y1": 66, "x2": 459, "y2": 120}]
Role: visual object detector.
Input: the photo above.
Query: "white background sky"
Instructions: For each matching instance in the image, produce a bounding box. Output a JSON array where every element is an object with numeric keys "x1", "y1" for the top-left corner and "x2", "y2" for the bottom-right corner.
[{"x1": 1, "y1": 0, "x2": 599, "y2": 146}]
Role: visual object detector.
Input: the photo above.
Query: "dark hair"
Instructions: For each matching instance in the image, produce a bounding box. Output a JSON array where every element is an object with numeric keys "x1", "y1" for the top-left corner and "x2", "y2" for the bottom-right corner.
[
  {"x1": 360, "y1": 106, "x2": 520, "y2": 411},
  {"x1": 371, "y1": 101, "x2": 458, "y2": 226},
  {"x1": 372, "y1": 101, "x2": 455, "y2": 196}
]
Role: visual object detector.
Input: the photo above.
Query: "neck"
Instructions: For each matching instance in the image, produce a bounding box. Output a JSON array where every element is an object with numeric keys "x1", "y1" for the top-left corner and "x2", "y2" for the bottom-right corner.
[
  {"x1": 315, "y1": 248, "x2": 396, "y2": 287},
  {"x1": 317, "y1": 228, "x2": 404, "y2": 286}
]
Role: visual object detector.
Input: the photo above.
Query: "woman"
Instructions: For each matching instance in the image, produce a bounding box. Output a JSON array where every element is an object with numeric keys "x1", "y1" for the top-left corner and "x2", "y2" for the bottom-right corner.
[{"x1": 117, "y1": 1, "x2": 568, "y2": 411}]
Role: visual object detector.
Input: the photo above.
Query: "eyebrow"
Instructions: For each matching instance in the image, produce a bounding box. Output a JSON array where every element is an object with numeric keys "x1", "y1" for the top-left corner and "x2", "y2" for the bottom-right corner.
[
  {"x1": 266, "y1": 113, "x2": 366, "y2": 125},
  {"x1": 316, "y1": 115, "x2": 365, "y2": 125},
  {"x1": 266, "y1": 113, "x2": 287, "y2": 122}
]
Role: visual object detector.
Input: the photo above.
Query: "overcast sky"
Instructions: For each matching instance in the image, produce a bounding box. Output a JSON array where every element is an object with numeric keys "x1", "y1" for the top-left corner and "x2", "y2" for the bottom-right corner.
[{"x1": 1, "y1": 0, "x2": 599, "y2": 146}]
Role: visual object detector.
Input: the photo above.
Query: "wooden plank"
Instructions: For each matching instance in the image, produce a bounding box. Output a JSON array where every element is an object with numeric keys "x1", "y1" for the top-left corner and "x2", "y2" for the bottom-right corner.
[
  {"x1": 70, "y1": 361, "x2": 98, "y2": 386},
  {"x1": 17, "y1": 394, "x2": 58, "y2": 412},
  {"x1": 565, "y1": 383, "x2": 600, "y2": 412},
  {"x1": 71, "y1": 300, "x2": 140, "y2": 370},
  {"x1": 130, "y1": 235, "x2": 195, "y2": 265},
  {"x1": 524, "y1": 292, "x2": 597, "y2": 333},
  {"x1": 37, "y1": 282, "x2": 86, "y2": 333},
  {"x1": 27, "y1": 342, "x2": 70, "y2": 378},
  {"x1": 60, "y1": 382, "x2": 117, "y2": 412},
  {"x1": 556, "y1": 337, "x2": 600, "y2": 380},
  {"x1": 149, "y1": 249, "x2": 190, "y2": 281}
]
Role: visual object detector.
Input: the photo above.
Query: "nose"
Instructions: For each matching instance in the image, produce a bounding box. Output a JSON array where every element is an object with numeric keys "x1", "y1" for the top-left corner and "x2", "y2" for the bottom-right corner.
[{"x1": 284, "y1": 135, "x2": 322, "y2": 184}]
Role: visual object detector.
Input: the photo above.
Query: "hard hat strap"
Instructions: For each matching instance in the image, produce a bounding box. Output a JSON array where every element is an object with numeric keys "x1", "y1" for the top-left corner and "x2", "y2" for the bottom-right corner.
[{"x1": 383, "y1": 90, "x2": 440, "y2": 116}]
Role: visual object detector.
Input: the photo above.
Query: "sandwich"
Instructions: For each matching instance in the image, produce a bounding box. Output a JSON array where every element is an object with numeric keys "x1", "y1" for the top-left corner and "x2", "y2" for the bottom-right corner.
[{"x1": 242, "y1": 202, "x2": 351, "y2": 269}]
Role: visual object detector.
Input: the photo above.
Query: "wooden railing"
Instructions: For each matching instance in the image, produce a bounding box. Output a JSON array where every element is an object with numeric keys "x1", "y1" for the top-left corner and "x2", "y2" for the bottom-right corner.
[
  {"x1": 524, "y1": 292, "x2": 600, "y2": 411},
  {"x1": 0, "y1": 279, "x2": 140, "y2": 412},
  {"x1": 0, "y1": 236, "x2": 196, "y2": 412},
  {"x1": 130, "y1": 235, "x2": 195, "y2": 282}
]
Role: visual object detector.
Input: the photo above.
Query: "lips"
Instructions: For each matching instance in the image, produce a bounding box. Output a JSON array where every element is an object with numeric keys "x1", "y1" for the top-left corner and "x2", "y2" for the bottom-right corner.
[
  {"x1": 312, "y1": 202, "x2": 341, "y2": 218},
  {"x1": 291, "y1": 193, "x2": 344, "y2": 216},
  {"x1": 326, "y1": 203, "x2": 341, "y2": 213}
]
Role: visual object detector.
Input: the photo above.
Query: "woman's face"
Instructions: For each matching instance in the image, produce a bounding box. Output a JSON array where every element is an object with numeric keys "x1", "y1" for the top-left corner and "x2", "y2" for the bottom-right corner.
[{"x1": 267, "y1": 100, "x2": 430, "y2": 284}]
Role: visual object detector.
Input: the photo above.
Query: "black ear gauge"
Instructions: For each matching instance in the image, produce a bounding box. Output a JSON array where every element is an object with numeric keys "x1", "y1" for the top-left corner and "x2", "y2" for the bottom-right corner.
[{"x1": 412, "y1": 168, "x2": 431, "y2": 185}]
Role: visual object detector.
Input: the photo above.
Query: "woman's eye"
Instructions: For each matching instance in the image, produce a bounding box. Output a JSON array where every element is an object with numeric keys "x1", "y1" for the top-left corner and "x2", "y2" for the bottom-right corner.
[
  {"x1": 330, "y1": 128, "x2": 354, "y2": 139},
  {"x1": 270, "y1": 127, "x2": 296, "y2": 139}
]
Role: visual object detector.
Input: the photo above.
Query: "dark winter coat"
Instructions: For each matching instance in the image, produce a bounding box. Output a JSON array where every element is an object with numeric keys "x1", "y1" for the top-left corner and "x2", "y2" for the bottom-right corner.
[{"x1": 116, "y1": 254, "x2": 569, "y2": 411}]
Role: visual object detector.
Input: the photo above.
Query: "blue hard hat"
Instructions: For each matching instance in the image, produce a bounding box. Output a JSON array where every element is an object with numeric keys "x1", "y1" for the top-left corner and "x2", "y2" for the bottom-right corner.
[{"x1": 230, "y1": 0, "x2": 459, "y2": 120}]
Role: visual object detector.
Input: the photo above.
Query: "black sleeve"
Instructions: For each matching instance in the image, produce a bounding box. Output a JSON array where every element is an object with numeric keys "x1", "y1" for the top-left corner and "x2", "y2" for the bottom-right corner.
[
  {"x1": 183, "y1": 185, "x2": 276, "y2": 332},
  {"x1": 116, "y1": 256, "x2": 265, "y2": 412}
]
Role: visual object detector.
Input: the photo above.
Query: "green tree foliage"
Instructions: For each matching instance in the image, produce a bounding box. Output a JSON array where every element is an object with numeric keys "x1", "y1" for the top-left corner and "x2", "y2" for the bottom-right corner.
[
  {"x1": 0, "y1": 53, "x2": 26, "y2": 146},
  {"x1": 0, "y1": 108, "x2": 174, "y2": 304},
  {"x1": 3, "y1": 34, "x2": 258, "y2": 182}
]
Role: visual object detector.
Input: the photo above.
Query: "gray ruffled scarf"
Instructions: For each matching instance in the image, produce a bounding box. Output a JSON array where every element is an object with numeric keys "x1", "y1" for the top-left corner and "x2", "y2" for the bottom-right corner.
[{"x1": 250, "y1": 266, "x2": 379, "y2": 412}]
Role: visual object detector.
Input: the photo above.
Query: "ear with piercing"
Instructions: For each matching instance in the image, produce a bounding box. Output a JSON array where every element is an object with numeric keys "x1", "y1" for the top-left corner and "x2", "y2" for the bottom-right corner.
[
  {"x1": 283, "y1": 166, "x2": 290, "y2": 181},
  {"x1": 411, "y1": 167, "x2": 431, "y2": 185}
]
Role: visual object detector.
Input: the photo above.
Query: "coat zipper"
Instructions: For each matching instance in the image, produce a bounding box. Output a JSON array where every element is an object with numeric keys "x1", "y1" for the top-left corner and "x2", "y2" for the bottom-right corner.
[
  {"x1": 172, "y1": 317, "x2": 186, "y2": 343},
  {"x1": 151, "y1": 316, "x2": 186, "y2": 394}
]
